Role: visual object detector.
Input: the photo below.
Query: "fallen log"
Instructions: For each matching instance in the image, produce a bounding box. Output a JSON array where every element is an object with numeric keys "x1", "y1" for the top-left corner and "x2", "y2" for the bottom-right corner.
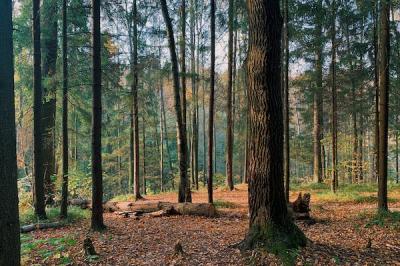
[
  {"x1": 109, "y1": 201, "x2": 216, "y2": 217},
  {"x1": 21, "y1": 222, "x2": 64, "y2": 233}
]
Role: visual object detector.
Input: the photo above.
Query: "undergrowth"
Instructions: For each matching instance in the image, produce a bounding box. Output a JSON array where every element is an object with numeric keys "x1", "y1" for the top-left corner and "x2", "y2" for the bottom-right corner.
[{"x1": 20, "y1": 206, "x2": 90, "y2": 225}]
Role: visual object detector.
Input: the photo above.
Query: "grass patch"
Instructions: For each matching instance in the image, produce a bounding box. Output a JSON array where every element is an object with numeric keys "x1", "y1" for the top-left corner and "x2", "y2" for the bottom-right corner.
[
  {"x1": 21, "y1": 234, "x2": 77, "y2": 265},
  {"x1": 213, "y1": 200, "x2": 239, "y2": 209},
  {"x1": 366, "y1": 211, "x2": 400, "y2": 229},
  {"x1": 291, "y1": 182, "x2": 330, "y2": 191},
  {"x1": 110, "y1": 194, "x2": 136, "y2": 202},
  {"x1": 20, "y1": 206, "x2": 90, "y2": 225}
]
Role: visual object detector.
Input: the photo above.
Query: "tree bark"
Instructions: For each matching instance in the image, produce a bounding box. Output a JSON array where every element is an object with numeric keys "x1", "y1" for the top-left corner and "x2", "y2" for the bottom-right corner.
[
  {"x1": 242, "y1": 0, "x2": 305, "y2": 250},
  {"x1": 378, "y1": 0, "x2": 390, "y2": 211},
  {"x1": 208, "y1": 0, "x2": 216, "y2": 203},
  {"x1": 0, "y1": 1, "x2": 21, "y2": 263},
  {"x1": 91, "y1": 0, "x2": 105, "y2": 231},
  {"x1": 33, "y1": 0, "x2": 47, "y2": 219},
  {"x1": 313, "y1": 0, "x2": 323, "y2": 184},
  {"x1": 331, "y1": 0, "x2": 338, "y2": 193},
  {"x1": 60, "y1": 0, "x2": 69, "y2": 219},
  {"x1": 160, "y1": 0, "x2": 191, "y2": 202},
  {"x1": 225, "y1": 0, "x2": 234, "y2": 191},
  {"x1": 41, "y1": 0, "x2": 58, "y2": 205},
  {"x1": 283, "y1": 0, "x2": 290, "y2": 201}
]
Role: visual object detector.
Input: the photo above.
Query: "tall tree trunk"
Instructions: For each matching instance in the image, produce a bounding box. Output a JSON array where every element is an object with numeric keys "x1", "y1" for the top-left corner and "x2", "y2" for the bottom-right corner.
[
  {"x1": 225, "y1": 0, "x2": 234, "y2": 191},
  {"x1": 133, "y1": 0, "x2": 142, "y2": 200},
  {"x1": 0, "y1": 1, "x2": 21, "y2": 263},
  {"x1": 377, "y1": 0, "x2": 390, "y2": 211},
  {"x1": 91, "y1": 0, "x2": 105, "y2": 231},
  {"x1": 208, "y1": 0, "x2": 216, "y2": 203},
  {"x1": 142, "y1": 116, "x2": 146, "y2": 195},
  {"x1": 160, "y1": 0, "x2": 191, "y2": 202},
  {"x1": 331, "y1": 0, "x2": 338, "y2": 193},
  {"x1": 60, "y1": 0, "x2": 69, "y2": 219},
  {"x1": 33, "y1": 0, "x2": 46, "y2": 219},
  {"x1": 241, "y1": 0, "x2": 305, "y2": 250},
  {"x1": 396, "y1": 128, "x2": 399, "y2": 184},
  {"x1": 159, "y1": 85, "x2": 165, "y2": 192},
  {"x1": 313, "y1": 0, "x2": 323, "y2": 184},
  {"x1": 373, "y1": 0, "x2": 380, "y2": 183},
  {"x1": 282, "y1": 0, "x2": 290, "y2": 201},
  {"x1": 42, "y1": 0, "x2": 58, "y2": 205}
]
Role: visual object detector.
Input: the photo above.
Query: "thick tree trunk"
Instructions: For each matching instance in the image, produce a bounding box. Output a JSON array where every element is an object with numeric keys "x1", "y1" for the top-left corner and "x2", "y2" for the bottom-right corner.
[
  {"x1": 42, "y1": 0, "x2": 58, "y2": 205},
  {"x1": 160, "y1": 0, "x2": 191, "y2": 203},
  {"x1": 283, "y1": 0, "x2": 290, "y2": 201},
  {"x1": 60, "y1": 0, "x2": 69, "y2": 219},
  {"x1": 225, "y1": 0, "x2": 234, "y2": 191},
  {"x1": 207, "y1": 0, "x2": 216, "y2": 203},
  {"x1": 241, "y1": 0, "x2": 306, "y2": 250},
  {"x1": 378, "y1": 0, "x2": 390, "y2": 211},
  {"x1": 0, "y1": 1, "x2": 21, "y2": 263},
  {"x1": 33, "y1": 0, "x2": 47, "y2": 219},
  {"x1": 91, "y1": 0, "x2": 105, "y2": 231}
]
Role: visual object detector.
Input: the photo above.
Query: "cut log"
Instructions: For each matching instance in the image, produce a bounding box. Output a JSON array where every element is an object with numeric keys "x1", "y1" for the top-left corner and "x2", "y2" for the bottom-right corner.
[
  {"x1": 107, "y1": 201, "x2": 216, "y2": 217},
  {"x1": 21, "y1": 222, "x2": 64, "y2": 233}
]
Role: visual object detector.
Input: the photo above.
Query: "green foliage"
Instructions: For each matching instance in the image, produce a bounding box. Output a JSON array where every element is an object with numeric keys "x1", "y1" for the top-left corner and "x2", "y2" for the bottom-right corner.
[{"x1": 20, "y1": 206, "x2": 89, "y2": 225}]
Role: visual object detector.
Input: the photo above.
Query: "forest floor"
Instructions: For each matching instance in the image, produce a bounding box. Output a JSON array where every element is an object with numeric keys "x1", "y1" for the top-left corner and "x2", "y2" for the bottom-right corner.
[{"x1": 22, "y1": 183, "x2": 400, "y2": 265}]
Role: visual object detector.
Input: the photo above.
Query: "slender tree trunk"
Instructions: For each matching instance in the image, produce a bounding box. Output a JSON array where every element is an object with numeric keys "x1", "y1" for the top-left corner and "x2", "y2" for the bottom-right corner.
[
  {"x1": 33, "y1": 0, "x2": 46, "y2": 219},
  {"x1": 242, "y1": 0, "x2": 305, "y2": 250},
  {"x1": 0, "y1": 1, "x2": 21, "y2": 263},
  {"x1": 161, "y1": 81, "x2": 174, "y2": 189},
  {"x1": 60, "y1": 0, "x2": 69, "y2": 218},
  {"x1": 283, "y1": 0, "x2": 290, "y2": 201},
  {"x1": 142, "y1": 116, "x2": 146, "y2": 195},
  {"x1": 91, "y1": 0, "x2": 105, "y2": 231},
  {"x1": 160, "y1": 0, "x2": 191, "y2": 202},
  {"x1": 378, "y1": 0, "x2": 390, "y2": 211},
  {"x1": 208, "y1": 0, "x2": 216, "y2": 203},
  {"x1": 159, "y1": 85, "x2": 164, "y2": 192},
  {"x1": 225, "y1": 0, "x2": 234, "y2": 191},
  {"x1": 396, "y1": 128, "x2": 399, "y2": 184},
  {"x1": 331, "y1": 0, "x2": 338, "y2": 193},
  {"x1": 42, "y1": 0, "x2": 58, "y2": 205},
  {"x1": 373, "y1": 0, "x2": 380, "y2": 183},
  {"x1": 313, "y1": 0, "x2": 323, "y2": 184}
]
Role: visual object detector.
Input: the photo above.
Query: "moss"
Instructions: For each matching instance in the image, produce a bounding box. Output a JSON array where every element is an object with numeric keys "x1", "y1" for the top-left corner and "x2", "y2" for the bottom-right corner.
[{"x1": 240, "y1": 220, "x2": 307, "y2": 265}]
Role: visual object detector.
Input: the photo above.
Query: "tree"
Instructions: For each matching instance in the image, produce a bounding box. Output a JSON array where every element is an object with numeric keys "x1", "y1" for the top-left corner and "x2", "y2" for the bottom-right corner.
[
  {"x1": 225, "y1": 0, "x2": 234, "y2": 191},
  {"x1": 282, "y1": 0, "x2": 289, "y2": 201},
  {"x1": 91, "y1": 0, "x2": 105, "y2": 231},
  {"x1": 239, "y1": 0, "x2": 306, "y2": 251},
  {"x1": 60, "y1": 0, "x2": 69, "y2": 218},
  {"x1": 208, "y1": 0, "x2": 216, "y2": 203},
  {"x1": 33, "y1": 0, "x2": 47, "y2": 219},
  {"x1": 0, "y1": 0, "x2": 20, "y2": 264},
  {"x1": 330, "y1": 0, "x2": 338, "y2": 193},
  {"x1": 160, "y1": 0, "x2": 191, "y2": 203},
  {"x1": 41, "y1": 0, "x2": 58, "y2": 204},
  {"x1": 378, "y1": 0, "x2": 390, "y2": 211},
  {"x1": 313, "y1": 0, "x2": 324, "y2": 184}
]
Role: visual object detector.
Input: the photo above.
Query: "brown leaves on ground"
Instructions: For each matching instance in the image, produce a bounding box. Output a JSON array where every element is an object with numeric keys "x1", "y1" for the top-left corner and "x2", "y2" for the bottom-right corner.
[{"x1": 23, "y1": 184, "x2": 400, "y2": 265}]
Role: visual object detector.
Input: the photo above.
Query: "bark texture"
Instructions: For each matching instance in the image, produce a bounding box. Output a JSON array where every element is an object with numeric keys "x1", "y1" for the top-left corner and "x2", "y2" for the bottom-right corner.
[{"x1": 0, "y1": 1, "x2": 21, "y2": 264}]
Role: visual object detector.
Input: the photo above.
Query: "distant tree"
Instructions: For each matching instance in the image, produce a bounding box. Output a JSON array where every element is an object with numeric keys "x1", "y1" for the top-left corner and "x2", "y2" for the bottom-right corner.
[
  {"x1": 208, "y1": 0, "x2": 216, "y2": 203},
  {"x1": 378, "y1": 0, "x2": 390, "y2": 211},
  {"x1": 0, "y1": 0, "x2": 21, "y2": 264},
  {"x1": 160, "y1": 0, "x2": 191, "y2": 202},
  {"x1": 60, "y1": 0, "x2": 69, "y2": 218},
  {"x1": 33, "y1": 0, "x2": 47, "y2": 219},
  {"x1": 240, "y1": 0, "x2": 306, "y2": 250},
  {"x1": 91, "y1": 0, "x2": 105, "y2": 231}
]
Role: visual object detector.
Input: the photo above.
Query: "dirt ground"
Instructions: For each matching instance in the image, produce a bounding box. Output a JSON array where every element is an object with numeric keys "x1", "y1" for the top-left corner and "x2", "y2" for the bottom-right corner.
[{"x1": 24, "y1": 184, "x2": 400, "y2": 265}]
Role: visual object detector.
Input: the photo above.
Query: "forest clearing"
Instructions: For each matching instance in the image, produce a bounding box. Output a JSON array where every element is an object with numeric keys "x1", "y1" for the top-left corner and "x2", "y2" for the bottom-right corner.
[
  {"x1": 2, "y1": 0, "x2": 400, "y2": 265},
  {"x1": 20, "y1": 183, "x2": 400, "y2": 265}
]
